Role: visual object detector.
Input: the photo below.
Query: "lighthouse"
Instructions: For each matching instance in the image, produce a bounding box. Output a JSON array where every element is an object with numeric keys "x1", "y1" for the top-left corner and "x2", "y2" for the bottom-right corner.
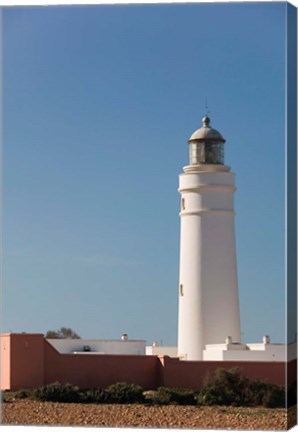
[{"x1": 177, "y1": 116, "x2": 241, "y2": 360}]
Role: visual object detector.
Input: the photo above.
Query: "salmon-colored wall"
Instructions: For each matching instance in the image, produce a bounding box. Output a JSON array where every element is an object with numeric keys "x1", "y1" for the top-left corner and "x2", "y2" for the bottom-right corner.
[
  {"x1": 0, "y1": 335, "x2": 11, "y2": 390},
  {"x1": 9, "y1": 334, "x2": 44, "y2": 390},
  {"x1": 44, "y1": 340, "x2": 159, "y2": 389},
  {"x1": 1, "y1": 334, "x2": 296, "y2": 392},
  {"x1": 160, "y1": 356, "x2": 292, "y2": 390}
]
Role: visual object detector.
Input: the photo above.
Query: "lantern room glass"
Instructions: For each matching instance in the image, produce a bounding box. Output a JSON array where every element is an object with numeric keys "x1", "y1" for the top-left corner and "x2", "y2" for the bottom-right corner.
[{"x1": 189, "y1": 141, "x2": 224, "y2": 165}]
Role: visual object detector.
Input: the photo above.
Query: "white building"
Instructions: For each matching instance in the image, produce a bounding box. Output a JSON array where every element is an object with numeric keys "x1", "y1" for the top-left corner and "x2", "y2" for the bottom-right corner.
[
  {"x1": 203, "y1": 336, "x2": 297, "y2": 362},
  {"x1": 177, "y1": 116, "x2": 241, "y2": 360},
  {"x1": 145, "y1": 337, "x2": 297, "y2": 362},
  {"x1": 47, "y1": 334, "x2": 146, "y2": 355},
  {"x1": 146, "y1": 342, "x2": 177, "y2": 357}
]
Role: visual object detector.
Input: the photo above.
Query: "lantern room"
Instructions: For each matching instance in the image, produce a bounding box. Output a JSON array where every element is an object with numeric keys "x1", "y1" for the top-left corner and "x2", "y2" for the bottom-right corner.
[{"x1": 188, "y1": 116, "x2": 225, "y2": 165}]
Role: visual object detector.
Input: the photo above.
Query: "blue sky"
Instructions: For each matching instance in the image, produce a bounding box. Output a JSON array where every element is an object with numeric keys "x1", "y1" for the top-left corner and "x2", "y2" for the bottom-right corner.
[{"x1": 2, "y1": 2, "x2": 290, "y2": 345}]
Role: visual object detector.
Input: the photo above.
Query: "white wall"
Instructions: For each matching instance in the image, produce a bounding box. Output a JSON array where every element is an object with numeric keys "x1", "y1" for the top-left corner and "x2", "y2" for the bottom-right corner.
[
  {"x1": 146, "y1": 346, "x2": 178, "y2": 357},
  {"x1": 49, "y1": 339, "x2": 296, "y2": 361},
  {"x1": 203, "y1": 342, "x2": 297, "y2": 362},
  {"x1": 47, "y1": 339, "x2": 146, "y2": 355}
]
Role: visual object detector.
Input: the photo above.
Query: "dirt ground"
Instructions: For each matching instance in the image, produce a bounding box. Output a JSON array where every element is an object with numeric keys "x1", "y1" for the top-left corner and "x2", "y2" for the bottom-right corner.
[{"x1": 1, "y1": 399, "x2": 297, "y2": 430}]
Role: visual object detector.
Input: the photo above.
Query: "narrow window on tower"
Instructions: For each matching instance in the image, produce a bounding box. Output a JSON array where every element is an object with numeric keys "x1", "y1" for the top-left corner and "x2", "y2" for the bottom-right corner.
[
  {"x1": 181, "y1": 198, "x2": 185, "y2": 210},
  {"x1": 179, "y1": 284, "x2": 184, "y2": 296}
]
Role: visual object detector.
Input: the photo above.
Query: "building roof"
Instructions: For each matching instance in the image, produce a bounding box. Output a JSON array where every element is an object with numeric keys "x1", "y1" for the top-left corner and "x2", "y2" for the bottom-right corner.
[{"x1": 188, "y1": 116, "x2": 226, "y2": 143}]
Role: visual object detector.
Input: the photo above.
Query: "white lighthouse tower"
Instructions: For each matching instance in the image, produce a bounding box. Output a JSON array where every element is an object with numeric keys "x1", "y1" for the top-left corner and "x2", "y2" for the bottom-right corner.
[{"x1": 177, "y1": 115, "x2": 241, "y2": 360}]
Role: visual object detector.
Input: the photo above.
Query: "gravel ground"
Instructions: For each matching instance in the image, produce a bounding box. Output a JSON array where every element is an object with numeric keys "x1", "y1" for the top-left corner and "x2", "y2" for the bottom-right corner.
[{"x1": 1, "y1": 399, "x2": 297, "y2": 430}]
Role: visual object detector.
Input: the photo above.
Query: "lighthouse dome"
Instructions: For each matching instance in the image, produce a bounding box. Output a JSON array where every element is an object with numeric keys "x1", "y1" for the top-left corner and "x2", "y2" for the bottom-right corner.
[{"x1": 188, "y1": 116, "x2": 225, "y2": 143}]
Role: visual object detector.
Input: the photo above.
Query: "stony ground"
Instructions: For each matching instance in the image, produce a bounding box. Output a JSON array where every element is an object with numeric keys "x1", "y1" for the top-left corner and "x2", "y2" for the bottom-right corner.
[{"x1": 1, "y1": 399, "x2": 297, "y2": 430}]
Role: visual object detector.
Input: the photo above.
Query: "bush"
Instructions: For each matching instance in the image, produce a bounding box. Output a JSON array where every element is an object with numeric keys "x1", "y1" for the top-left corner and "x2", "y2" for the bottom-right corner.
[
  {"x1": 144, "y1": 387, "x2": 195, "y2": 405},
  {"x1": 143, "y1": 390, "x2": 159, "y2": 403},
  {"x1": 148, "y1": 387, "x2": 171, "y2": 405},
  {"x1": 197, "y1": 368, "x2": 286, "y2": 408},
  {"x1": 80, "y1": 388, "x2": 108, "y2": 404},
  {"x1": 105, "y1": 383, "x2": 144, "y2": 404},
  {"x1": 14, "y1": 389, "x2": 32, "y2": 399},
  {"x1": 33, "y1": 382, "x2": 81, "y2": 403},
  {"x1": 154, "y1": 387, "x2": 196, "y2": 405},
  {"x1": 246, "y1": 379, "x2": 270, "y2": 406},
  {"x1": 262, "y1": 384, "x2": 285, "y2": 408},
  {"x1": 197, "y1": 368, "x2": 249, "y2": 406},
  {"x1": 246, "y1": 379, "x2": 285, "y2": 408}
]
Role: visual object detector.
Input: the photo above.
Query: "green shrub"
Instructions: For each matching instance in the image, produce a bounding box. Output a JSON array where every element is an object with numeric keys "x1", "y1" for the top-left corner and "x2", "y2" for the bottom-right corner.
[
  {"x1": 143, "y1": 390, "x2": 159, "y2": 403},
  {"x1": 80, "y1": 388, "x2": 108, "y2": 404},
  {"x1": 262, "y1": 384, "x2": 285, "y2": 408},
  {"x1": 33, "y1": 382, "x2": 81, "y2": 403},
  {"x1": 144, "y1": 387, "x2": 196, "y2": 405},
  {"x1": 247, "y1": 379, "x2": 270, "y2": 406},
  {"x1": 155, "y1": 387, "x2": 196, "y2": 405},
  {"x1": 246, "y1": 379, "x2": 286, "y2": 408},
  {"x1": 1, "y1": 390, "x2": 32, "y2": 402},
  {"x1": 105, "y1": 382, "x2": 144, "y2": 404},
  {"x1": 14, "y1": 389, "x2": 32, "y2": 399},
  {"x1": 197, "y1": 369, "x2": 286, "y2": 408},
  {"x1": 197, "y1": 368, "x2": 249, "y2": 406},
  {"x1": 150, "y1": 387, "x2": 171, "y2": 405}
]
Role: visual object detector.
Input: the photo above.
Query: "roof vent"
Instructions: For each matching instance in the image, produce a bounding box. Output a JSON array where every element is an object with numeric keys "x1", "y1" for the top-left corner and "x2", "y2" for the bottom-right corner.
[
  {"x1": 263, "y1": 335, "x2": 270, "y2": 345},
  {"x1": 121, "y1": 333, "x2": 128, "y2": 341}
]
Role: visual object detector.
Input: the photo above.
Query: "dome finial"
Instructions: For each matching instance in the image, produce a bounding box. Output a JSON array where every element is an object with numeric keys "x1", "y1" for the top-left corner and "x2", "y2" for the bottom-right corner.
[{"x1": 202, "y1": 115, "x2": 210, "y2": 127}]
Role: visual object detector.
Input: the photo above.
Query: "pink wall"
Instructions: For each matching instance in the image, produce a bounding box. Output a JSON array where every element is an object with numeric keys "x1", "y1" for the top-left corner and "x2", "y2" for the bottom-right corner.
[
  {"x1": 160, "y1": 356, "x2": 293, "y2": 391},
  {"x1": 9, "y1": 334, "x2": 44, "y2": 390},
  {"x1": 1, "y1": 334, "x2": 296, "y2": 392},
  {"x1": 44, "y1": 340, "x2": 159, "y2": 389},
  {"x1": 1, "y1": 335, "x2": 11, "y2": 390}
]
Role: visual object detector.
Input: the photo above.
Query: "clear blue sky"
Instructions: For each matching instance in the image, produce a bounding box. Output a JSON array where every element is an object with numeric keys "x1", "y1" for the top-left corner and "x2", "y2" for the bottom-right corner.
[{"x1": 2, "y1": 2, "x2": 289, "y2": 345}]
